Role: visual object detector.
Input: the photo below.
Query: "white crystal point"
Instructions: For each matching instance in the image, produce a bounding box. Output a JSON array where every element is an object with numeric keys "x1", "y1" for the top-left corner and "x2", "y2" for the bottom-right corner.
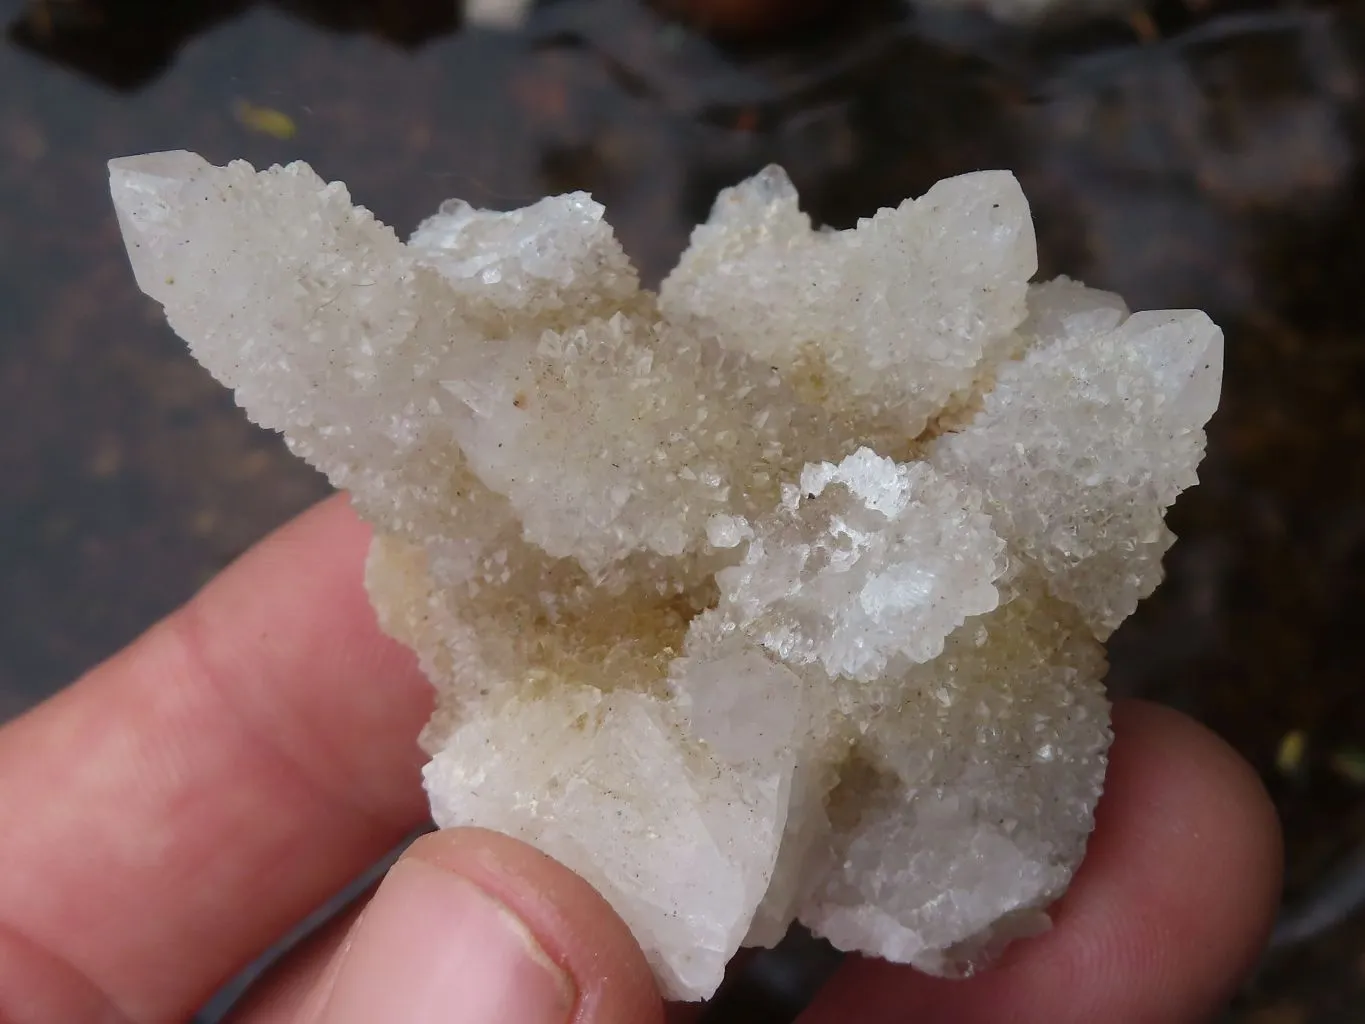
[
  {"x1": 423, "y1": 686, "x2": 791, "y2": 1000},
  {"x1": 109, "y1": 151, "x2": 216, "y2": 298},
  {"x1": 932, "y1": 286, "x2": 1224, "y2": 636},
  {"x1": 107, "y1": 152, "x2": 539, "y2": 588},
  {"x1": 409, "y1": 191, "x2": 639, "y2": 318},
  {"x1": 799, "y1": 578, "x2": 1110, "y2": 970},
  {"x1": 110, "y1": 153, "x2": 1224, "y2": 1002},
  {"x1": 660, "y1": 167, "x2": 1037, "y2": 437},
  {"x1": 108, "y1": 150, "x2": 411, "y2": 416}
]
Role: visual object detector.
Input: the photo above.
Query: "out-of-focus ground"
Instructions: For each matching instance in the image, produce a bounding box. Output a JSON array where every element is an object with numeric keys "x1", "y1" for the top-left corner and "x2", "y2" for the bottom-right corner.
[{"x1": 2, "y1": 0, "x2": 1364, "y2": 1019}]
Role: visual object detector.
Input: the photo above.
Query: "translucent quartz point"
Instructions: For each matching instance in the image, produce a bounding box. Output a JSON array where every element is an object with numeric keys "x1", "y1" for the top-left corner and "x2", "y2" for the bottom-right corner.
[{"x1": 110, "y1": 152, "x2": 1223, "y2": 1001}]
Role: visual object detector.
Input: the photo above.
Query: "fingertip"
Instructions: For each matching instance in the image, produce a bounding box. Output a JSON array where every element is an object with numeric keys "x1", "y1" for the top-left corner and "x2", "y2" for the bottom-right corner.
[
  {"x1": 799, "y1": 698, "x2": 1283, "y2": 1024},
  {"x1": 401, "y1": 828, "x2": 666, "y2": 1024},
  {"x1": 1074, "y1": 699, "x2": 1283, "y2": 1016}
]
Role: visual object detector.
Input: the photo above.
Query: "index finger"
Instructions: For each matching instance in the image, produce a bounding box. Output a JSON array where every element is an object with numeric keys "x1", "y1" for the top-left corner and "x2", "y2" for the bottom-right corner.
[{"x1": 0, "y1": 495, "x2": 433, "y2": 1023}]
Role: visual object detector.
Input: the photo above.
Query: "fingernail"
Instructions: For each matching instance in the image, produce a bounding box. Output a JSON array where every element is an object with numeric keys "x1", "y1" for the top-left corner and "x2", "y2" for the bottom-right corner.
[{"x1": 320, "y1": 858, "x2": 577, "y2": 1024}]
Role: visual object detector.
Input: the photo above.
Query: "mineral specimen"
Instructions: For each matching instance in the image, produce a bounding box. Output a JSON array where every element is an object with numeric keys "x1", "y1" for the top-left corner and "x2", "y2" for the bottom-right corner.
[{"x1": 109, "y1": 151, "x2": 1222, "y2": 1001}]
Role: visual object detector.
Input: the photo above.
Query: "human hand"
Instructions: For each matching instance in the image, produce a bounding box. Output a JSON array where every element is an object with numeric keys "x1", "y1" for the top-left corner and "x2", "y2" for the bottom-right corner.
[{"x1": 0, "y1": 495, "x2": 1281, "y2": 1024}]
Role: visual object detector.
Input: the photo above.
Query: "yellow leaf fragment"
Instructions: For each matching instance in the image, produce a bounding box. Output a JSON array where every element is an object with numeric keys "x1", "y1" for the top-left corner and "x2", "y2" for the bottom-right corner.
[
  {"x1": 1275, "y1": 729, "x2": 1306, "y2": 776},
  {"x1": 233, "y1": 100, "x2": 297, "y2": 140}
]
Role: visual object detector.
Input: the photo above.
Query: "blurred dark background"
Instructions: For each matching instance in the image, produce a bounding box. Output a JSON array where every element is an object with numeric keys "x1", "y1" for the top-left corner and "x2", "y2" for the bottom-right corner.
[{"x1": 2, "y1": 0, "x2": 1364, "y2": 1019}]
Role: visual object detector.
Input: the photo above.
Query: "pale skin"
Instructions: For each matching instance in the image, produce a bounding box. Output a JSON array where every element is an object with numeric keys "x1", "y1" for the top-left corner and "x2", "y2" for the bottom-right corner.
[{"x1": 0, "y1": 494, "x2": 1283, "y2": 1024}]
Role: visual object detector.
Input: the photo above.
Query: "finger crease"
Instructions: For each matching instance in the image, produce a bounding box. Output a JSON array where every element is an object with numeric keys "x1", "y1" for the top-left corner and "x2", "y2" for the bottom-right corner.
[{"x1": 0, "y1": 913, "x2": 138, "y2": 1024}]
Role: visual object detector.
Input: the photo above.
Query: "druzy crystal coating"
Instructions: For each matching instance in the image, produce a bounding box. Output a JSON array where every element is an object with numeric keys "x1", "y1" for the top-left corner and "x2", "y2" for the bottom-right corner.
[{"x1": 111, "y1": 151, "x2": 1222, "y2": 1000}]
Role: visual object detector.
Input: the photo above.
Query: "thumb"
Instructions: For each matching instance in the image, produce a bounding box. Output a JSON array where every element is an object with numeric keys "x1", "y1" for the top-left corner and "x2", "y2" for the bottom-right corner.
[{"x1": 315, "y1": 828, "x2": 664, "y2": 1024}]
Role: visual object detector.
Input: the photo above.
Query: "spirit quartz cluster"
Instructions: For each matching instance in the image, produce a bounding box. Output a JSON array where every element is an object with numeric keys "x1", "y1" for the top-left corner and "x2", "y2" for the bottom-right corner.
[{"x1": 109, "y1": 151, "x2": 1222, "y2": 1001}]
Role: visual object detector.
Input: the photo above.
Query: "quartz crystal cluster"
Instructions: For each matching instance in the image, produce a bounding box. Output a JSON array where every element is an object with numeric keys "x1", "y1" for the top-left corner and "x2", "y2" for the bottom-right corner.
[{"x1": 109, "y1": 151, "x2": 1223, "y2": 1001}]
